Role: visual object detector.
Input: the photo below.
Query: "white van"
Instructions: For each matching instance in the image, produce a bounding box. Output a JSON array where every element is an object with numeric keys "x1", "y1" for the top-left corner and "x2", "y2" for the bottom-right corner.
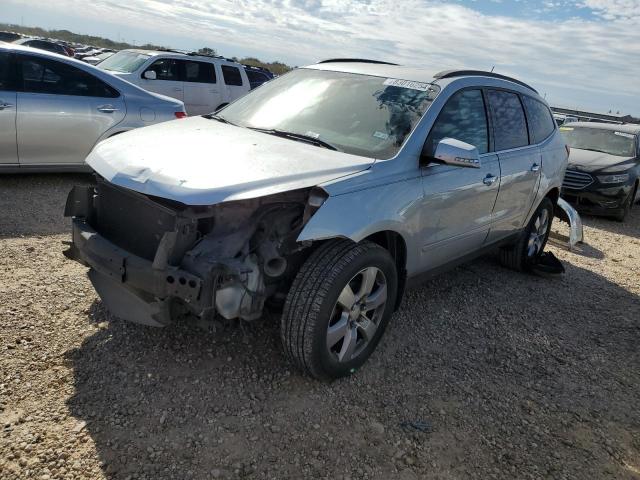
[{"x1": 98, "y1": 49, "x2": 250, "y2": 115}]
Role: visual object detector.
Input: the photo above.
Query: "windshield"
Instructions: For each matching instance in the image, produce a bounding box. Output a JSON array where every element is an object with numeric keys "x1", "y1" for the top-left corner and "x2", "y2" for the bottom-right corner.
[
  {"x1": 98, "y1": 50, "x2": 151, "y2": 73},
  {"x1": 217, "y1": 68, "x2": 440, "y2": 159},
  {"x1": 560, "y1": 126, "x2": 637, "y2": 157}
]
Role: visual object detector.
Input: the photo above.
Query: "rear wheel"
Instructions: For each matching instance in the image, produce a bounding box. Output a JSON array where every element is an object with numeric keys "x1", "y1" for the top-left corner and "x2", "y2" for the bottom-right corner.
[
  {"x1": 281, "y1": 240, "x2": 397, "y2": 380},
  {"x1": 499, "y1": 197, "x2": 554, "y2": 271}
]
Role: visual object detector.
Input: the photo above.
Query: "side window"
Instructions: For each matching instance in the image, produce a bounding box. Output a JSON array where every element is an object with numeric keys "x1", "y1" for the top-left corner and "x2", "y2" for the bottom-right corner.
[
  {"x1": 0, "y1": 52, "x2": 12, "y2": 90},
  {"x1": 426, "y1": 89, "x2": 489, "y2": 155},
  {"x1": 18, "y1": 55, "x2": 119, "y2": 98},
  {"x1": 183, "y1": 60, "x2": 216, "y2": 84},
  {"x1": 487, "y1": 90, "x2": 529, "y2": 150},
  {"x1": 522, "y1": 96, "x2": 555, "y2": 143},
  {"x1": 221, "y1": 65, "x2": 243, "y2": 86},
  {"x1": 145, "y1": 58, "x2": 180, "y2": 81}
]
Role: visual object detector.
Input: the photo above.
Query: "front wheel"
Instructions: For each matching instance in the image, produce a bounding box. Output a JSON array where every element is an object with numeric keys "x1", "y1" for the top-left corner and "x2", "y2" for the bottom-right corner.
[
  {"x1": 281, "y1": 240, "x2": 398, "y2": 380},
  {"x1": 613, "y1": 184, "x2": 637, "y2": 222},
  {"x1": 499, "y1": 197, "x2": 554, "y2": 271}
]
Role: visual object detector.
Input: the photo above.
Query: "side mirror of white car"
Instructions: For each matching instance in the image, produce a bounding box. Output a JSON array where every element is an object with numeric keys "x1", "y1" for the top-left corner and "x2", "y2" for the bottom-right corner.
[
  {"x1": 426, "y1": 137, "x2": 481, "y2": 169},
  {"x1": 143, "y1": 70, "x2": 157, "y2": 80}
]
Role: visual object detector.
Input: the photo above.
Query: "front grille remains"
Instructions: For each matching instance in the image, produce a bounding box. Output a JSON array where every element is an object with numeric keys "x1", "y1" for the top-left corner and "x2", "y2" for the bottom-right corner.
[
  {"x1": 562, "y1": 170, "x2": 593, "y2": 190},
  {"x1": 93, "y1": 180, "x2": 177, "y2": 261}
]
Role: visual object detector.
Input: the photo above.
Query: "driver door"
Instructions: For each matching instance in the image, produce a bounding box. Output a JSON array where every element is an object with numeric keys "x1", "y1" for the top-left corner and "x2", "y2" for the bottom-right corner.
[{"x1": 419, "y1": 88, "x2": 500, "y2": 271}]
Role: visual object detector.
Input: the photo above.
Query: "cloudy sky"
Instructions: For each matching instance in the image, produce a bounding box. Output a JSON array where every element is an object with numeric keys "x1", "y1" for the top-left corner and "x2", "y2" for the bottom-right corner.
[{"x1": 3, "y1": 0, "x2": 639, "y2": 115}]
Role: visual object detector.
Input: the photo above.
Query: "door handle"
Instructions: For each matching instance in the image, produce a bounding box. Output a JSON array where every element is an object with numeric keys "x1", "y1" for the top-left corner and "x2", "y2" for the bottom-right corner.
[
  {"x1": 531, "y1": 163, "x2": 541, "y2": 172},
  {"x1": 483, "y1": 174, "x2": 498, "y2": 186},
  {"x1": 97, "y1": 105, "x2": 119, "y2": 113},
  {"x1": 173, "y1": 87, "x2": 183, "y2": 92},
  {"x1": 0, "y1": 102, "x2": 14, "y2": 109}
]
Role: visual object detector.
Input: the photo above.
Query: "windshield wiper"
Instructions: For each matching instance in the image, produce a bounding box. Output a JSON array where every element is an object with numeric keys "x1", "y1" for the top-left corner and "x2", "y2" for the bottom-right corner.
[
  {"x1": 249, "y1": 127, "x2": 340, "y2": 151},
  {"x1": 203, "y1": 114, "x2": 238, "y2": 126}
]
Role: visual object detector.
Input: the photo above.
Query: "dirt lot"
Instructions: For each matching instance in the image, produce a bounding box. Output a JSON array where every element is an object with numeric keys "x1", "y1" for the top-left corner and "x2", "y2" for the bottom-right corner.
[{"x1": 1, "y1": 174, "x2": 639, "y2": 480}]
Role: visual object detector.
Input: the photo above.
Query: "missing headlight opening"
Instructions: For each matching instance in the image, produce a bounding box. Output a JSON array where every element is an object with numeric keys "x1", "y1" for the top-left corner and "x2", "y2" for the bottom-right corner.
[{"x1": 65, "y1": 177, "x2": 321, "y2": 327}]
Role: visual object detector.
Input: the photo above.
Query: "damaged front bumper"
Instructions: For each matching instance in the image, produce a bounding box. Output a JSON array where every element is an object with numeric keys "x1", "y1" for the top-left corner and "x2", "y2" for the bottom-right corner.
[
  {"x1": 66, "y1": 218, "x2": 203, "y2": 326},
  {"x1": 64, "y1": 179, "x2": 312, "y2": 327}
]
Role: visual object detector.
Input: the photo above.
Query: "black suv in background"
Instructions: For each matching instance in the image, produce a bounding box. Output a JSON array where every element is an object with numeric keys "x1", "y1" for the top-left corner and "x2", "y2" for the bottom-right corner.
[
  {"x1": 560, "y1": 122, "x2": 640, "y2": 221},
  {"x1": 243, "y1": 64, "x2": 274, "y2": 89}
]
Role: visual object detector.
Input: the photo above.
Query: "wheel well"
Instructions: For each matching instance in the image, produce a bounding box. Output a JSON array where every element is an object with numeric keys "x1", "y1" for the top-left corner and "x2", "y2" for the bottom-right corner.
[
  {"x1": 363, "y1": 231, "x2": 407, "y2": 310},
  {"x1": 546, "y1": 187, "x2": 560, "y2": 206}
]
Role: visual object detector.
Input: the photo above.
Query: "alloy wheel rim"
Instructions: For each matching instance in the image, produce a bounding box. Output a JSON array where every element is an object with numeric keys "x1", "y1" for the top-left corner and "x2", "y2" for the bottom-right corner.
[
  {"x1": 527, "y1": 208, "x2": 549, "y2": 258},
  {"x1": 326, "y1": 267, "x2": 388, "y2": 363}
]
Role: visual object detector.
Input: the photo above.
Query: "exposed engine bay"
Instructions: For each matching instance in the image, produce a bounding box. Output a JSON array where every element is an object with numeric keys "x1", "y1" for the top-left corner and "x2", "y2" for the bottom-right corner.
[{"x1": 64, "y1": 177, "x2": 326, "y2": 327}]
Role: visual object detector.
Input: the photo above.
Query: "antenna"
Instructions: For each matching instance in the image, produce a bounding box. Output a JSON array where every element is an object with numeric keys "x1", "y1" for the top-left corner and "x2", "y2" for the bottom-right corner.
[{"x1": 490, "y1": 65, "x2": 495, "y2": 72}]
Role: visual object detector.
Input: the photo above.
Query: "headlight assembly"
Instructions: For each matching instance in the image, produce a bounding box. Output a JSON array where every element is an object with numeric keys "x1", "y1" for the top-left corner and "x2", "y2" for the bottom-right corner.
[{"x1": 597, "y1": 174, "x2": 630, "y2": 184}]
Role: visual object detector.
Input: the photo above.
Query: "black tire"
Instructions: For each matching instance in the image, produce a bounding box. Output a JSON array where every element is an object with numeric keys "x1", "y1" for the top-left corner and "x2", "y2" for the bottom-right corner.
[
  {"x1": 498, "y1": 197, "x2": 554, "y2": 272},
  {"x1": 281, "y1": 240, "x2": 398, "y2": 380},
  {"x1": 613, "y1": 184, "x2": 637, "y2": 222}
]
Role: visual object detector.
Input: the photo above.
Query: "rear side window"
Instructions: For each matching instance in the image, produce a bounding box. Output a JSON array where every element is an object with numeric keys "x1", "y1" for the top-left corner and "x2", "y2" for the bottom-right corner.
[
  {"x1": 18, "y1": 55, "x2": 119, "y2": 98},
  {"x1": 426, "y1": 89, "x2": 489, "y2": 155},
  {"x1": 487, "y1": 90, "x2": 529, "y2": 150},
  {"x1": 182, "y1": 60, "x2": 216, "y2": 84},
  {"x1": 0, "y1": 52, "x2": 13, "y2": 90},
  {"x1": 221, "y1": 65, "x2": 243, "y2": 86},
  {"x1": 145, "y1": 58, "x2": 180, "y2": 81},
  {"x1": 522, "y1": 96, "x2": 555, "y2": 143}
]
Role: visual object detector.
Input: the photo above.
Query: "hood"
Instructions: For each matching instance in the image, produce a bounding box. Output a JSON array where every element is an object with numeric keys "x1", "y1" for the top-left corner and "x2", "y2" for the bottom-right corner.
[
  {"x1": 568, "y1": 148, "x2": 634, "y2": 172},
  {"x1": 87, "y1": 116, "x2": 374, "y2": 205}
]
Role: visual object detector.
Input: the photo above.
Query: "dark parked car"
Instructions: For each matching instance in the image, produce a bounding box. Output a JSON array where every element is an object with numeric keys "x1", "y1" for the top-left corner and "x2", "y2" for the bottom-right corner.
[
  {"x1": 243, "y1": 64, "x2": 274, "y2": 89},
  {"x1": 560, "y1": 122, "x2": 640, "y2": 221},
  {"x1": 12, "y1": 38, "x2": 72, "y2": 56},
  {"x1": 0, "y1": 31, "x2": 23, "y2": 43}
]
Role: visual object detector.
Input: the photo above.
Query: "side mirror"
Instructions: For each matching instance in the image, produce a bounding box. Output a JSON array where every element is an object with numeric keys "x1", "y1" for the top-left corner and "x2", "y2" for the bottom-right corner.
[
  {"x1": 143, "y1": 70, "x2": 157, "y2": 80},
  {"x1": 424, "y1": 138, "x2": 481, "y2": 168}
]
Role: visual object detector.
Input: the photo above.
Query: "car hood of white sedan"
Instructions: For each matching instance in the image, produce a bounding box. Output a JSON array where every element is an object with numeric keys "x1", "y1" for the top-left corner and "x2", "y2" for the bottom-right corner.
[{"x1": 87, "y1": 116, "x2": 375, "y2": 205}]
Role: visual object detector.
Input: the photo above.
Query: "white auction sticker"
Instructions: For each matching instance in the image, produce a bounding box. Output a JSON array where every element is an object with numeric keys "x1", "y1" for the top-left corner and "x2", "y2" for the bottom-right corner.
[
  {"x1": 373, "y1": 131, "x2": 389, "y2": 140},
  {"x1": 383, "y1": 78, "x2": 431, "y2": 91},
  {"x1": 614, "y1": 131, "x2": 634, "y2": 138}
]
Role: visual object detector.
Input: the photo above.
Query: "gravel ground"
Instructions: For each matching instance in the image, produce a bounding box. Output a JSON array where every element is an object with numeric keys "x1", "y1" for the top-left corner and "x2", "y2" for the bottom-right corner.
[{"x1": 1, "y1": 174, "x2": 639, "y2": 480}]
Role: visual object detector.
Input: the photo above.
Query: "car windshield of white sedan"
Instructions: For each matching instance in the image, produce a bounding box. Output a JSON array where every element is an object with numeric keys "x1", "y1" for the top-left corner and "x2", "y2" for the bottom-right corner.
[
  {"x1": 98, "y1": 50, "x2": 151, "y2": 73},
  {"x1": 561, "y1": 126, "x2": 636, "y2": 157},
  {"x1": 217, "y1": 68, "x2": 440, "y2": 159}
]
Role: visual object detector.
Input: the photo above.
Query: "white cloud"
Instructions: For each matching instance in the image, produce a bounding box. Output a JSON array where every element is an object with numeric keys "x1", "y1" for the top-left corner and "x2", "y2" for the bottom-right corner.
[{"x1": 6, "y1": 0, "x2": 640, "y2": 114}]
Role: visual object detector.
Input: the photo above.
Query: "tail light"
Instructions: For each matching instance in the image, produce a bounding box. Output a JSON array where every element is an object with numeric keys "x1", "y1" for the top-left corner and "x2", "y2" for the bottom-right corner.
[{"x1": 174, "y1": 111, "x2": 187, "y2": 119}]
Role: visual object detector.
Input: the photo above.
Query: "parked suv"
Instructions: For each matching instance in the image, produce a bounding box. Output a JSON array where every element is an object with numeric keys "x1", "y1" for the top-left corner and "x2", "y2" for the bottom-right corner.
[
  {"x1": 97, "y1": 49, "x2": 251, "y2": 115},
  {"x1": 560, "y1": 122, "x2": 640, "y2": 221},
  {"x1": 65, "y1": 61, "x2": 568, "y2": 379},
  {"x1": 243, "y1": 64, "x2": 274, "y2": 89}
]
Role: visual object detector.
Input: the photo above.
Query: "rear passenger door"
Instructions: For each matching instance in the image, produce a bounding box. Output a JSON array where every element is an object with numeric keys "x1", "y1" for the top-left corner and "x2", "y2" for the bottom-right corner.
[
  {"x1": 221, "y1": 64, "x2": 247, "y2": 102},
  {"x1": 181, "y1": 60, "x2": 221, "y2": 115},
  {"x1": 0, "y1": 51, "x2": 18, "y2": 165},
  {"x1": 486, "y1": 89, "x2": 541, "y2": 241},
  {"x1": 140, "y1": 58, "x2": 184, "y2": 104}
]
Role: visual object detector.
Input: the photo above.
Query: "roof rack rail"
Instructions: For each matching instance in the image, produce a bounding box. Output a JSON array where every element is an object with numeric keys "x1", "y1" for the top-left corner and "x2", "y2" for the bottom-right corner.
[
  {"x1": 242, "y1": 64, "x2": 272, "y2": 73},
  {"x1": 155, "y1": 47, "x2": 191, "y2": 55},
  {"x1": 433, "y1": 70, "x2": 538, "y2": 94},
  {"x1": 318, "y1": 58, "x2": 398, "y2": 66},
  {"x1": 185, "y1": 52, "x2": 237, "y2": 62}
]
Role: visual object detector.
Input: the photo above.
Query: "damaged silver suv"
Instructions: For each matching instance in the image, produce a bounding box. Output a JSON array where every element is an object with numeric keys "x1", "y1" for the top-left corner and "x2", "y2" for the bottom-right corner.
[{"x1": 65, "y1": 60, "x2": 568, "y2": 379}]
